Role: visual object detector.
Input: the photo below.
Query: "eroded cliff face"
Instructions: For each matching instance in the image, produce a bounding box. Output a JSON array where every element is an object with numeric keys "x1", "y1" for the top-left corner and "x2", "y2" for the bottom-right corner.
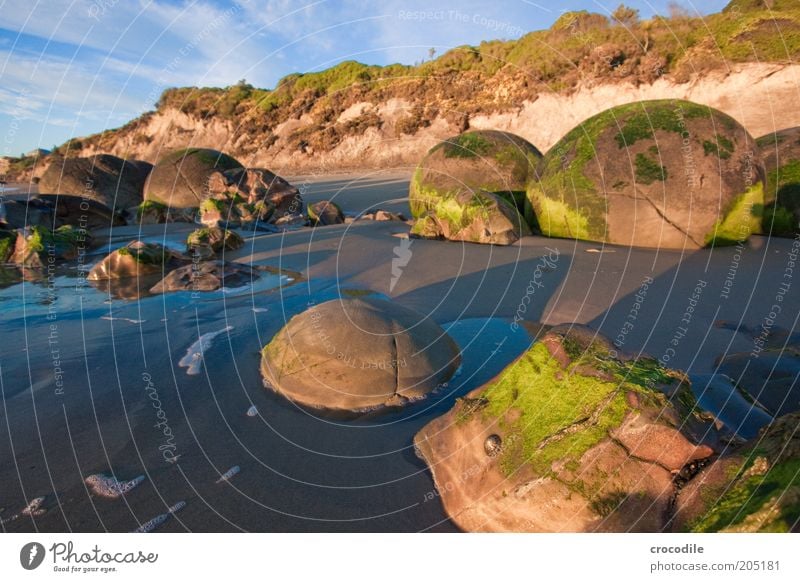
[
  {"x1": 7, "y1": 63, "x2": 800, "y2": 181},
  {"x1": 78, "y1": 64, "x2": 800, "y2": 173}
]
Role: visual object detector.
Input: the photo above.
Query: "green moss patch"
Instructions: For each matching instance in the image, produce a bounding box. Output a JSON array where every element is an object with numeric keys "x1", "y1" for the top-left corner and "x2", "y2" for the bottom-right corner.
[
  {"x1": 472, "y1": 337, "x2": 680, "y2": 477},
  {"x1": 443, "y1": 132, "x2": 494, "y2": 159},
  {"x1": 634, "y1": 153, "x2": 668, "y2": 184},
  {"x1": 706, "y1": 182, "x2": 764, "y2": 245}
]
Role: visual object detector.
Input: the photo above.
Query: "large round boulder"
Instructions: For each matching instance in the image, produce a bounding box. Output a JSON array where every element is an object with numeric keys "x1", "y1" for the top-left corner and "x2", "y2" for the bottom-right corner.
[
  {"x1": 409, "y1": 130, "x2": 542, "y2": 221},
  {"x1": 413, "y1": 325, "x2": 719, "y2": 532},
  {"x1": 143, "y1": 148, "x2": 242, "y2": 209},
  {"x1": 261, "y1": 297, "x2": 461, "y2": 412},
  {"x1": 527, "y1": 99, "x2": 765, "y2": 249},
  {"x1": 39, "y1": 154, "x2": 152, "y2": 214},
  {"x1": 757, "y1": 126, "x2": 800, "y2": 236}
]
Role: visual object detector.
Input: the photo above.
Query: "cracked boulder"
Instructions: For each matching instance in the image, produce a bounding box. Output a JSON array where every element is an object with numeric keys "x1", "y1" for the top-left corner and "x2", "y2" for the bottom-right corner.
[
  {"x1": 527, "y1": 99, "x2": 765, "y2": 249},
  {"x1": 409, "y1": 130, "x2": 542, "y2": 226},
  {"x1": 413, "y1": 325, "x2": 719, "y2": 532},
  {"x1": 143, "y1": 148, "x2": 242, "y2": 209},
  {"x1": 410, "y1": 189, "x2": 530, "y2": 245},
  {"x1": 260, "y1": 297, "x2": 461, "y2": 412},
  {"x1": 756, "y1": 126, "x2": 800, "y2": 236},
  {"x1": 207, "y1": 168, "x2": 303, "y2": 222}
]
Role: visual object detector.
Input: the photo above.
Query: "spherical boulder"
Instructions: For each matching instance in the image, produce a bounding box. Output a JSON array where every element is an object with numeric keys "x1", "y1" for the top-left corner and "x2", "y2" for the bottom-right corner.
[
  {"x1": 39, "y1": 154, "x2": 152, "y2": 215},
  {"x1": 143, "y1": 148, "x2": 242, "y2": 209},
  {"x1": 261, "y1": 297, "x2": 461, "y2": 412},
  {"x1": 410, "y1": 130, "x2": 542, "y2": 222},
  {"x1": 527, "y1": 99, "x2": 765, "y2": 249},
  {"x1": 756, "y1": 126, "x2": 800, "y2": 236},
  {"x1": 414, "y1": 325, "x2": 719, "y2": 532}
]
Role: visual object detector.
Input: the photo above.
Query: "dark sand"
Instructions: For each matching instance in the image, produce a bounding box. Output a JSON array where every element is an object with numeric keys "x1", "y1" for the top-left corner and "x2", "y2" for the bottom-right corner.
[{"x1": 1, "y1": 170, "x2": 798, "y2": 531}]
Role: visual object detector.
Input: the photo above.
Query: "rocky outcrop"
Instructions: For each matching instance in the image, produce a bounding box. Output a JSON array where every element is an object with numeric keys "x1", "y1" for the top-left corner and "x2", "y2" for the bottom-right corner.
[
  {"x1": 527, "y1": 99, "x2": 764, "y2": 249},
  {"x1": 260, "y1": 297, "x2": 461, "y2": 412},
  {"x1": 411, "y1": 189, "x2": 530, "y2": 245},
  {"x1": 207, "y1": 168, "x2": 302, "y2": 221},
  {"x1": 414, "y1": 325, "x2": 719, "y2": 532},
  {"x1": 38, "y1": 154, "x2": 152, "y2": 217}
]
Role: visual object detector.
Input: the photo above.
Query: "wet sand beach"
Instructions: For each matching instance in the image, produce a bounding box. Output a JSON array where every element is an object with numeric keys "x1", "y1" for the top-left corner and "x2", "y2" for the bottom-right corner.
[{"x1": 1, "y1": 171, "x2": 799, "y2": 532}]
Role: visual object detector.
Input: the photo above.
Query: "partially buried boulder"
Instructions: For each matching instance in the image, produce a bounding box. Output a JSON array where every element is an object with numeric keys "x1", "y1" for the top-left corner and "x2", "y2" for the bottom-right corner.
[
  {"x1": 87, "y1": 241, "x2": 183, "y2": 280},
  {"x1": 143, "y1": 148, "x2": 242, "y2": 208},
  {"x1": 527, "y1": 99, "x2": 765, "y2": 249},
  {"x1": 756, "y1": 126, "x2": 800, "y2": 236},
  {"x1": 307, "y1": 200, "x2": 344, "y2": 225},
  {"x1": 409, "y1": 130, "x2": 542, "y2": 223},
  {"x1": 38, "y1": 154, "x2": 152, "y2": 215},
  {"x1": 186, "y1": 226, "x2": 244, "y2": 258},
  {"x1": 414, "y1": 325, "x2": 719, "y2": 532},
  {"x1": 410, "y1": 189, "x2": 530, "y2": 245},
  {"x1": 261, "y1": 297, "x2": 461, "y2": 412},
  {"x1": 150, "y1": 260, "x2": 257, "y2": 293}
]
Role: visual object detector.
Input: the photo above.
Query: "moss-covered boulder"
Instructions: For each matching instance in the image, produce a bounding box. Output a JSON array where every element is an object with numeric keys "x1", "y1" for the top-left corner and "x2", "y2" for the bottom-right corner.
[
  {"x1": 261, "y1": 297, "x2": 461, "y2": 412},
  {"x1": 757, "y1": 126, "x2": 800, "y2": 236},
  {"x1": 39, "y1": 154, "x2": 152, "y2": 216},
  {"x1": 186, "y1": 226, "x2": 244, "y2": 257},
  {"x1": 143, "y1": 148, "x2": 242, "y2": 209},
  {"x1": 413, "y1": 325, "x2": 719, "y2": 532},
  {"x1": 0, "y1": 230, "x2": 18, "y2": 263},
  {"x1": 527, "y1": 100, "x2": 765, "y2": 249},
  {"x1": 87, "y1": 241, "x2": 182, "y2": 280},
  {"x1": 410, "y1": 189, "x2": 530, "y2": 245},
  {"x1": 198, "y1": 192, "x2": 276, "y2": 229},
  {"x1": 675, "y1": 411, "x2": 800, "y2": 532},
  {"x1": 150, "y1": 260, "x2": 257, "y2": 293},
  {"x1": 307, "y1": 200, "x2": 344, "y2": 226},
  {"x1": 11, "y1": 225, "x2": 89, "y2": 267},
  {"x1": 409, "y1": 130, "x2": 542, "y2": 223}
]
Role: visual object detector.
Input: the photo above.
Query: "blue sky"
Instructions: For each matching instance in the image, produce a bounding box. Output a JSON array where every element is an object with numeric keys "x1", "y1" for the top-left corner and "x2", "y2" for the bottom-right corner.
[{"x1": 0, "y1": 0, "x2": 729, "y2": 156}]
